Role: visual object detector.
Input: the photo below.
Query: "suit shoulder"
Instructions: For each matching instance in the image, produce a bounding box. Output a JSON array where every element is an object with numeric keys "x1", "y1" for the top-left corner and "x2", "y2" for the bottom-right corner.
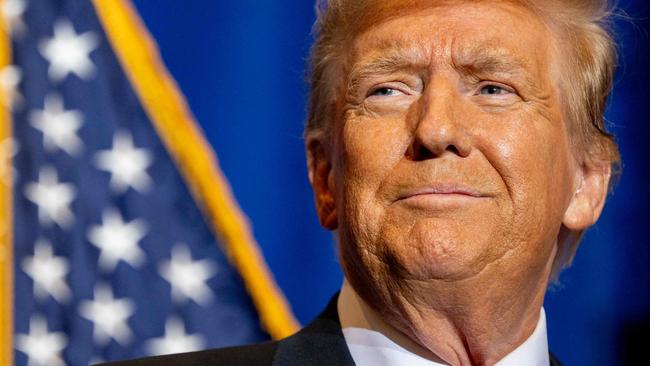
[{"x1": 98, "y1": 341, "x2": 279, "y2": 366}]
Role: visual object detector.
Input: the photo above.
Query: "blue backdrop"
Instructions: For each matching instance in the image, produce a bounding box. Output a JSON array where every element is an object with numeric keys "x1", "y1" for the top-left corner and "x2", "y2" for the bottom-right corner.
[{"x1": 132, "y1": 1, "x2": 649, "y2": 365}]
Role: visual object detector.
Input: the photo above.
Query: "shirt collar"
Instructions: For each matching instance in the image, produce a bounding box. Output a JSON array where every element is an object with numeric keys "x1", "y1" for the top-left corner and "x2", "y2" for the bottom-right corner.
[{"x1": 338, "y1": 281, "x2": 549, "y2": 366}]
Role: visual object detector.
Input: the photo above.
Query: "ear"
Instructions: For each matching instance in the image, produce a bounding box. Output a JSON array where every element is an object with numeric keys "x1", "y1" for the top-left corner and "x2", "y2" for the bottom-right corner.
[
  {"x1": 562, "y1": 160, "x2": 611, "y2": 230},
  {"x1": 306, "y1": 137, "x2": 338, "y2": 230}
]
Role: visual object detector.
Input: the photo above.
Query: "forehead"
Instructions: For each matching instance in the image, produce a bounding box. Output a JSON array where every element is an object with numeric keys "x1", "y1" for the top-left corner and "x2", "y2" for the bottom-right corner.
[{"x1": 348, "y1": 1, "x2": 556, "y2": 76}]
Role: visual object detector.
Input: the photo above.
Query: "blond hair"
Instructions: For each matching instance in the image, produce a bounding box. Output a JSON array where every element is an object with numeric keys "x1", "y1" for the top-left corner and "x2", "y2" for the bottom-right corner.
[{"x1": 305, "y1": 0, "x2": 622, "y2": 275}]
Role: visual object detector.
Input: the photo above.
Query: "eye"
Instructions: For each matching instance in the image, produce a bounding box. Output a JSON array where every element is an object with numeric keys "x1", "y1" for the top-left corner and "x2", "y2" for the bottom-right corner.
[
  {"x1": 369, "y1": 87, "x2": 404, "y2": 97},
  {"x1": 479, "y1": 84, "x2": 512, "y2": 96}
]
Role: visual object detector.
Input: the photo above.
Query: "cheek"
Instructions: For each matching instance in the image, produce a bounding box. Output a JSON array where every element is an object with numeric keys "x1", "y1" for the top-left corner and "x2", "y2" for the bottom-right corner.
[
  {"x1": 339, "y1": 115, "x2": 409, "y2": 195},
  {"x1": 336, "y1": 115, "x2": 410, "y2": 234},
  {"x1": 476, "y1": 110, "x2": 574, "y2": 238},
  {"x1": 343, "y1": 115, "x2": 407, "y2": 162}
]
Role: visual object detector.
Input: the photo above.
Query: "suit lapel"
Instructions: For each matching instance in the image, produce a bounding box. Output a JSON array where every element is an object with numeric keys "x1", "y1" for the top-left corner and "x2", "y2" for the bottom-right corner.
[
  {"x1": 549, "y1": 352, "x2": 563, "y2": 366},
  {"x1": 273, "y1": 294, "x2": 355, "y2": 366}
]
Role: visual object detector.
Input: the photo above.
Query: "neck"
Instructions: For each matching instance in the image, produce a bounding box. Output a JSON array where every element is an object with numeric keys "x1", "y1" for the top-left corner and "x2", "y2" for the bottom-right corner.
[
  {"x1": 339, "y1": 280, "x2": 450, "y2": 363},
  {"x1": 339, "y1": 248, "x2": 554, "y2": 366}
]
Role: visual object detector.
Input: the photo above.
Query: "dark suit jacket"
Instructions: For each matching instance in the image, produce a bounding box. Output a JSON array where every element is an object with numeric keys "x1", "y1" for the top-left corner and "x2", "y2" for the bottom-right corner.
[{"x1": 103, "y1": 294, "x2": 563, "y2": 366}]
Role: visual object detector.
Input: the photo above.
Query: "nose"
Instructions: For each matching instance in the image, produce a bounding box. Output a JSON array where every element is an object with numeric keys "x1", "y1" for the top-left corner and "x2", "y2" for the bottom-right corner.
[{"x1": 406, "y1": 77, "x2": 471, "y2": 160}]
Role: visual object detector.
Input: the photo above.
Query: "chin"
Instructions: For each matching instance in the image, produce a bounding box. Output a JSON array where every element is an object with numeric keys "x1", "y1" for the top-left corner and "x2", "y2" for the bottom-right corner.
[
  {"x1": 377, "y1": 219, "x2": 498, "y2": 281},
  {"x1": 393, "y1": 244, "x2": 489, "y2": 282}
]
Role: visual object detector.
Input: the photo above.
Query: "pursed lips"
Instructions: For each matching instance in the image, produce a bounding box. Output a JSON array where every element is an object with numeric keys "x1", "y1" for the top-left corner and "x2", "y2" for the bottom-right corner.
[{"x1": 395, "y1": 183, "x2": 490, "y2": 207}]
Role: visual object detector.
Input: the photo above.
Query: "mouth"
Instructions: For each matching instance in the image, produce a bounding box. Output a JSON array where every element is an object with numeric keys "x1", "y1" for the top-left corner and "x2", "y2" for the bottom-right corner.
[
  {"x1": 396, "y1": 184, "x2": 489, "y2": 208},
  {"x1": 400, "y1": 184, "x2": 485, "y2": 198}
]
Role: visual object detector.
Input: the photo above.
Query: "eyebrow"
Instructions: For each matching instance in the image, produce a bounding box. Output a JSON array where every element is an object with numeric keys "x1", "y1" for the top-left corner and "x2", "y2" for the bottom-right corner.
[
  {"x1": 346, "y1": 41, "x2": 536, "y2": 98},
  {"x1": 347, "y1": 40, "x2": 431, "y2": 97},
  {"x1": 452, "y1": 46, "x2": 530, "y2": 79}
]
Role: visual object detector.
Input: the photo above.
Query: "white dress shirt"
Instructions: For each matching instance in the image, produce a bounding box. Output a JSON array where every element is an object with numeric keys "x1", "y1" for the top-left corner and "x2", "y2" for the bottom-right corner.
[{"x1": 338, "y1": 282, "x2": 550, "y2": 366}]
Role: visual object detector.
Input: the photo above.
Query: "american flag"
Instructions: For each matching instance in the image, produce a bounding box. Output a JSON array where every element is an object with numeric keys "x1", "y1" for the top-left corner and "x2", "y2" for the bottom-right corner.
[{"x1": 0, "y1": 0, "x2": 297, "y2": 364}]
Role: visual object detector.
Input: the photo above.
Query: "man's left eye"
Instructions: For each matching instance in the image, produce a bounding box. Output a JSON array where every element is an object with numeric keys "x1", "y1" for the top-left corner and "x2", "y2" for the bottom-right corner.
[{"x1": 479, "y1": 85, "x2": 511, "y2": 95}]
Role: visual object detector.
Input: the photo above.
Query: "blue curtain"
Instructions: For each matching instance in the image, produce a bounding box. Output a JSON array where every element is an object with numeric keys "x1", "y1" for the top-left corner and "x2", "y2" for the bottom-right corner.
[{"x1": 132, "y1": 1, "x2": 650, "y2": 365}]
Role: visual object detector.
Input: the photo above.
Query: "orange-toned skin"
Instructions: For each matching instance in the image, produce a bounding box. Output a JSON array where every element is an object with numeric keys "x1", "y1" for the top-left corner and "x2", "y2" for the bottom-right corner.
[{"x1": 307, "y1": 2, "x2": 611, "y2": 365}]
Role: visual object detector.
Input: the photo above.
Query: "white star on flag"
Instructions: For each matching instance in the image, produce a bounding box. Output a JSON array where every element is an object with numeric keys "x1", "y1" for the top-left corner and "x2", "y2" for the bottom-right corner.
[
  {"x1": 89, "y1": 356, "x2": 105, "y2": 365},
  {"x1": 0, "y1": 137, "x2": 18, "y2": 185},
  {"x1": 87, "y1": 208, "x2": 148, "y2": 272},
  {"x1": 15, "y1": 315, "x2": 68, "y2": 366},
  {"x1": 79, "y1": 284, "x2": 135, "y2": 346},
  {"x1": 94, "y1": 130, "x2": 153, "y2": 194},
  {"x1": 22, "y1": 239, "x2": 71, "y2": 304},
  {"x1": 0, "y1": 65, "x2": 23, "y2": 109},
  {"x1": 145, "y1": 316, "x2": 205, "y2": 356},
  {"x1": 39, "y1": 19, "x2": 99, "y2": 82},
  {"x1": 0, "y1": 0, "x2": 27, "y2": 38},
  {"x1": 159, "y1": 244, "x2": 217, "y2": 306},
  {"x1": 24, "y1": 166, "x2": 76, "y2": 229},
  {"x1": 30, "y1": 93, "x2": 84, "y2": 156}
]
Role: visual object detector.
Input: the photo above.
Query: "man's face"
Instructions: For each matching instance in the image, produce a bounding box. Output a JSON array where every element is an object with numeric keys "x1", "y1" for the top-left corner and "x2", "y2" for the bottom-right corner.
[{"x1": 314, "y1": 1, "x2": 586, "y2": 286}]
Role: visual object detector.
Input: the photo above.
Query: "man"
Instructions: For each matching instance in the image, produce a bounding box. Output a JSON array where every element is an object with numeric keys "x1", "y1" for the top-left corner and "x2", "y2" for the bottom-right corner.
[{"x1": 108, "y1": 0, "x2": 620, "y2": 365}]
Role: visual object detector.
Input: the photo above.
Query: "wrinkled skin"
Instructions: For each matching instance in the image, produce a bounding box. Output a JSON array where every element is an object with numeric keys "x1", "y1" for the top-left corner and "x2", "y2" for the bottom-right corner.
[{"x1": 307, "y1": 1, "x2": 611, "y2": 365}]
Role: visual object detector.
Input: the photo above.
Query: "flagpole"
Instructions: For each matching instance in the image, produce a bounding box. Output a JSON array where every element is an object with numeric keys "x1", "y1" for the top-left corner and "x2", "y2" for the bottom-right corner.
[{"x1": 0, "y1": 0, "x2": 14, "y2": 364}]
